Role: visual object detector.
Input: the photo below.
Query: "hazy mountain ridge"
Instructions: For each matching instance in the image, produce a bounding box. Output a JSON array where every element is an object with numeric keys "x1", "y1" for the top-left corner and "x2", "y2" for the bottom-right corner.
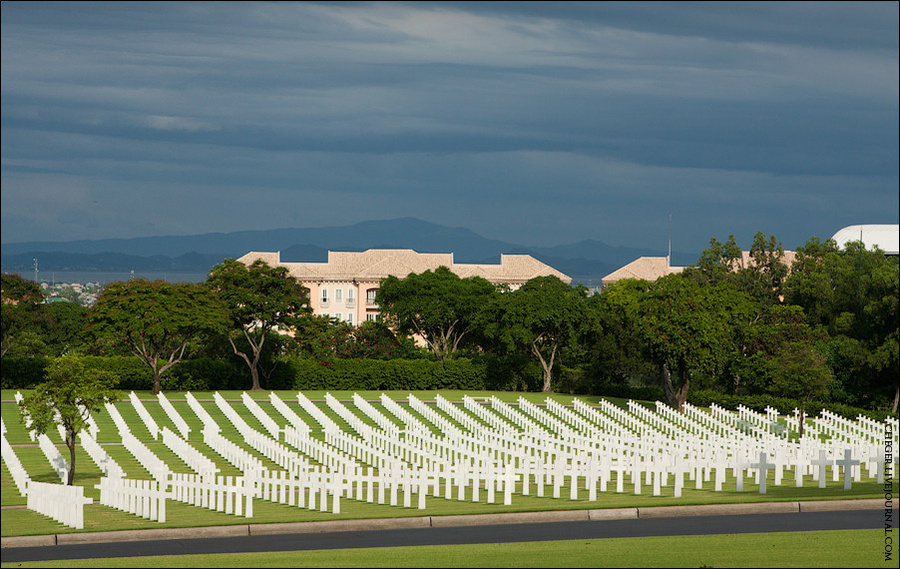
[{"x1": 2, "y1": 218, "x2": 688, "y2": 280}]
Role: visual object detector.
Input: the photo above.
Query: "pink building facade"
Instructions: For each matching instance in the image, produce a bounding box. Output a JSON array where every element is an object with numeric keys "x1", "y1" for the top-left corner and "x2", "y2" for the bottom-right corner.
[{"x1": 237, "y1": 249, "x2": 572, "y2": 324}]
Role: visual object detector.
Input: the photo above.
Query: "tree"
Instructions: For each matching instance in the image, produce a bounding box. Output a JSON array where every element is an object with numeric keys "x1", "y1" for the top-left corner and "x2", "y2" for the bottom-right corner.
[
  {"x1": 18, "y1": 357, "x2": 118, "y2": 485},
  {"x1": 207, "y1": 258, "x2": 311, "y2": 390},
  {"x1": 32, "y1": 301, "x2": 90, "y2": 356},
  {"x1": 683, "y1": 234, "x2": 744, "y2": 287},
  {"x1": 733, "y1": 303, "x2": 833, "y2": 432},
  {"x1": 784, "y1": 237, "x2": 899, "y2": 411},
  {"x1": 296, "y1": 317, "x2": 419, "y2": 364},
  {"x1": 585, "y1": 279, "x2": 656, "y2": 391},
  {"x1": 635, "y1": 275, "x2": 733, "y2": 411},
  {"x1": 684, "y1": 232, "x2": 789, "y2": 306},
  {"x1": 1, "y1": 273, "x2": 44, "y2": 357},
  {"x1": 733, "y1": 232, "x2": 789, "y2": 306},
  {"x1": 494, "y1": 276, "x2": 588, "y2": 393},
  {"x1": 377, "y1": 267, "x2": 498, "y2": 362},
  {"x1": 736, "y1": 305, "x2": 832, "y2": 435},
  {"x1": 88, "y1": 279, "x2": 228, "y2": 394},
  {"x1": 769, "y1": 341, "x2": 833, "y2": 437}
]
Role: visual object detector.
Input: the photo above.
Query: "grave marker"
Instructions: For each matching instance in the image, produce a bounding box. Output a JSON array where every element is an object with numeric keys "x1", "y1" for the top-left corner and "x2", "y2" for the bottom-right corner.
[
  {"x1": 836, "y1": 449, "x2": 860, "y2": 490},
  {"x1": 750, "y1": 452, "x2": 775, "y2": 494}
]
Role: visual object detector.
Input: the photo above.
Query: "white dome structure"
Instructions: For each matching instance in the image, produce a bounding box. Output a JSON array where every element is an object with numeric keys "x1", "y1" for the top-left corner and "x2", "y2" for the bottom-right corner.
[{"x1": 830, "y1": 225, "x2": 899, "y2": 256}]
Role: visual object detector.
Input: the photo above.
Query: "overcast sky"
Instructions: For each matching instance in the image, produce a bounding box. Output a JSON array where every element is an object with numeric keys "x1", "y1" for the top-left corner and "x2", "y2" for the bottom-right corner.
[{"x1": 2, "y1": 1, "x2": 897, "y2": 256}]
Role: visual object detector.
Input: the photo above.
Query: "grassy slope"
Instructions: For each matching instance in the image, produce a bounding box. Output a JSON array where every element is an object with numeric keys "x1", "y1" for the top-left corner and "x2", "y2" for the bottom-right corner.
[{"x1": 1, "y1": 389, "x2": 887, "y2": 541}]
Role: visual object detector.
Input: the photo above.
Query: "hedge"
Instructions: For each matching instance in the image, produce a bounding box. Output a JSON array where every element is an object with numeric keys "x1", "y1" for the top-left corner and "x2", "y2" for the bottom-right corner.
[
  {"x1": 1, "y1": 356, "x2": 51, "y2": 389},
  {"x1": 1, "y1": 356, "x2": 246, "y2": 392},
  {"x1": 279, "y1": 357, "x2": 487, "y2": 391},
  {"x1": 1, "y1": 356, "x2": 489, "y2": 393}
]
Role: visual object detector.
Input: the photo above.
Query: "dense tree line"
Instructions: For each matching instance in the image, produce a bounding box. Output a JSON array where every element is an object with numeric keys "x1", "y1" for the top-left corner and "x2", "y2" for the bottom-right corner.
[{"x1": 2, "y1": 232, "x2": 897, "y2": 414}]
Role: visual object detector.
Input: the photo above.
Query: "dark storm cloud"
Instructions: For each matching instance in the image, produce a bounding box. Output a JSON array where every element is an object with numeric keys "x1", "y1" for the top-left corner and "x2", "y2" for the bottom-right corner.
[{"x1": 2, "y1": 1, "x2": 897, "y2": 254}]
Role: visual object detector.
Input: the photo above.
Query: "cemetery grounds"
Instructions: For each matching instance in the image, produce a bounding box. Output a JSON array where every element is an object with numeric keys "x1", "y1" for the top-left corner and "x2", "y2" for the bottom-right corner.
[{"x1": 1, "y1": 389, "x2": 895, "y2": 567}]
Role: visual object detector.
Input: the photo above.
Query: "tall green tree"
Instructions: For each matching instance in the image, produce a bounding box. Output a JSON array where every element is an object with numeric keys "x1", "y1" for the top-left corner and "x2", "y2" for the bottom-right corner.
[
  {"x1": 377, "y1": 267, "x2": 498, "y2": 362},
  {"x1": 683, "y1": 234, "x2": 743, "y2": 287},
  {"x1": 494, "y1": 276, "x2": 588, "y2": 393},
  {"x1": 735, "y1": 304, "x2": 833, "y2": 431},
  {"x1": 635, "y1": 275, "x2": 733, "y2": 411},
  {"x1": 207, "y1": 258, "x2": 311, "y2": 390},
  {"x1": 735, "y1": 305, "x2": 833, "y2": 434},
  {"x1": 585, "y1": 279, "x2": 656, "y2": 391},
  {"x1": 32, "y1": 302, "x2": 89, "y2": 356},
  {"x1": 1, "y1": 273, "x2": 44, "y2": 357},
  {"x1": 733, "y1": 232, "x2": 789, "y2": 306},
  {"x1": 88, "y1": 280, "x2": 228, "y2": 394},
  {"x1": 684, "y1": 232, "x2": 789, "y2": 306},
  {"x1": 295, "y1": 317, "x2": 419, "y2": 364},
  {"x1": 784, "y1": 237, "x2": 899, "y2": 411},
  {"x1": 18, "y1": 357, "x2": 118, "y2": 485}
]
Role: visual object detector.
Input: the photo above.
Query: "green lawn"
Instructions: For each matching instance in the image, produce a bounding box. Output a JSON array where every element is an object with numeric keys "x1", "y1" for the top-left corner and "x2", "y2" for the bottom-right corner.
[
  {"x1": 1, "y1": 389, "x2": 890, "y2": 568},
  {"x1": 0, "y1": 530, "x2": 891, "y2": 568}
]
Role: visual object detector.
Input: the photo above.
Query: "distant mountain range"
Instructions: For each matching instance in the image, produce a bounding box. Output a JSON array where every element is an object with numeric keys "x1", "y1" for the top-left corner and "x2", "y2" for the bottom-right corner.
[{"x1": 1, "y1": 218, "x2": 694, "y2": 284}]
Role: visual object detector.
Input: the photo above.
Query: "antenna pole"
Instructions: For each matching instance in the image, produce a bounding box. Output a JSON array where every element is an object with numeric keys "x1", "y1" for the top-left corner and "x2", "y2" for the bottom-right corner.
[{"x1": 667, "y1": 214, "x2": 672, "y2": 267}]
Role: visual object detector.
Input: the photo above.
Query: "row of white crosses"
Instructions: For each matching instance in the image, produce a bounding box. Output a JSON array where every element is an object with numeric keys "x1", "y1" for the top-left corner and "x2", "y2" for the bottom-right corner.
[
  {"x1": 157, "y1": 391, "x2": 191, "y2": 439},
  {"x1": 3, "y1": 428, "x2": 99, "y2": 530},
  {"x1": 222, "y1": 394, "x2": 312, "y2": 476},
  {"x1": 11, "y1": 391, "x2": 899, "y2": 529},
  {"x1": 241, "y1": 392, "x2": 282, "y2": 440},
  {"x1": 78, "y1": 430, "x2": 125, "y2": 478},
  {"x1": 325, "y1": 392, "x2": 375, "y2": 437},
  {"x1": 163, "y1": 395, "x2": 895, "y2": 510},
  {"x1": 8, "y1": 393, "x2": 130, "y2": 528},
  {"x1": 26, "y1": 480, "x2": 93, "y2": 529},
  {"x1": 269, "y1": 392, "x2": 311, "y2": 435},
  {"x1": 37, "y1": 432, "x2": 69, "y2": 483},
  {"x1": 2, "y1": 426, "x2": 31, "y2": 497},
  {"x1": 129, "y1": 391, "x2": 161, "y2": 440},
  {"x1": 161, "y1": 426, "x2": 220, "y2": 478}
]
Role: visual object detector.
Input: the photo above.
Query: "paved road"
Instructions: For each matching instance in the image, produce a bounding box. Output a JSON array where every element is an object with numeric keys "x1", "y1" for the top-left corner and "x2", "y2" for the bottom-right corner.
[{"x1": 0, "y1": 509, "x2": 882, "y2": 563}]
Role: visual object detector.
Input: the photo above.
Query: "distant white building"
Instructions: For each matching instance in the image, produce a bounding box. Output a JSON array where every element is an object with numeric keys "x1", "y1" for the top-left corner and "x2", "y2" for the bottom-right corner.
[{"x1": 830, "y1": 224, "x2": 899, "y2": 256}]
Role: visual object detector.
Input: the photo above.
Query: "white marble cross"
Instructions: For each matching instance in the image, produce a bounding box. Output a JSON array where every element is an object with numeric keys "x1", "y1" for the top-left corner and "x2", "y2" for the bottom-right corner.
[
  {"x1": 836, "y1": 448, "x2": 860, "y2": 490},
  {"x1": 793, "y1": 459, "x2": 804, "y2": 488},
  {"x1": 750, "y1": 452, "x2": 776, "y2": 494},
  {"x1": 733, "y1": 454, "x2": 747, "y2": 493},
  {"x1": 810, "y1": 450, "x2": 832, "y2": 489},
  {"x1": 868, "y1": 446, "x2": 886, "y2": 484}
]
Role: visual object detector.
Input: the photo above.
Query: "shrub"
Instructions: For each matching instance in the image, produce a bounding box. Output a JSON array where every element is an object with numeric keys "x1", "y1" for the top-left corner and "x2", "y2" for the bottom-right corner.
[
  {"x1": 280, "y1": 357, "x2": 488, "y2": 391},
  {"x1": 1, "y1": 356, "x2": 51, "y2": 389}
]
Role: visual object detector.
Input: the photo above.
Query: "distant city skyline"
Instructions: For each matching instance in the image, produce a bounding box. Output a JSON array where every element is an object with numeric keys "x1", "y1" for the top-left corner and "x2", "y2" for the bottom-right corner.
[{"x1": 2, "y1": 2, "x2": 897, "y2": 256}]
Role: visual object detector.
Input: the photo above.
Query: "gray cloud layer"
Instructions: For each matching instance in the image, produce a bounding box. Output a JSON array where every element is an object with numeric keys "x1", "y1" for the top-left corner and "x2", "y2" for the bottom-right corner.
[{"x1": 2, "y1": 1, "x2": 897, "y2": 254}]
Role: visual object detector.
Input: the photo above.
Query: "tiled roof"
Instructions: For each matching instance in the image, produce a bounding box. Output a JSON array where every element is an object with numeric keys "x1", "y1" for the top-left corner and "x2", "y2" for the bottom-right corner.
[
  {"x1": 601, "y1": 257, "x2": 683, "y2": 285},
  {"x1": 601, "y1": 250, "x2": 799, "y2": 286},
  {"x1": 237, "y1": 249, "x2": 572, "y2": 284}
]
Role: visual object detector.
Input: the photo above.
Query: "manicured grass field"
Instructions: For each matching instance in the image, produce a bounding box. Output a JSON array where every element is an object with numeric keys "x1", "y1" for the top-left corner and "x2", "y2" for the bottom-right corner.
[
  {"x1": 0, "y1": 530, "x2": 891, "y2": 568},
  {"x1": 1, "y1": 389, "x2": 891, "y2": 567}
]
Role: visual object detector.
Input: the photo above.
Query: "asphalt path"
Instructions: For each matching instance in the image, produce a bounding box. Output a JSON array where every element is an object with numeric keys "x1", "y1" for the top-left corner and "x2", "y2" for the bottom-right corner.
[{"x1": 0, "y1": 509, "x2": 882, "y2": 563}]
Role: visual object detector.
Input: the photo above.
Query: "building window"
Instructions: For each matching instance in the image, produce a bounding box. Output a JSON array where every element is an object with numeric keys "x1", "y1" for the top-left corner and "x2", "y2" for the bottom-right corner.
[
  {"x1": 347, "y1": 288, "x2": 355, "y2": 305},
  {"x1": 335, "y1": 288, "x2": 343, "y2": 303},
  {"x1": 321, "y1": 288, "x2": 328, "y2": 306},
  {"x1": 347, "y1": 312, "x2": 353, "y2": 325},
  {"x1": 366, "y1": 288, "x2": 378, "y2": 305},
  {"x1": 366, "y1": 313, "x2": 380, "y2": 322}
]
